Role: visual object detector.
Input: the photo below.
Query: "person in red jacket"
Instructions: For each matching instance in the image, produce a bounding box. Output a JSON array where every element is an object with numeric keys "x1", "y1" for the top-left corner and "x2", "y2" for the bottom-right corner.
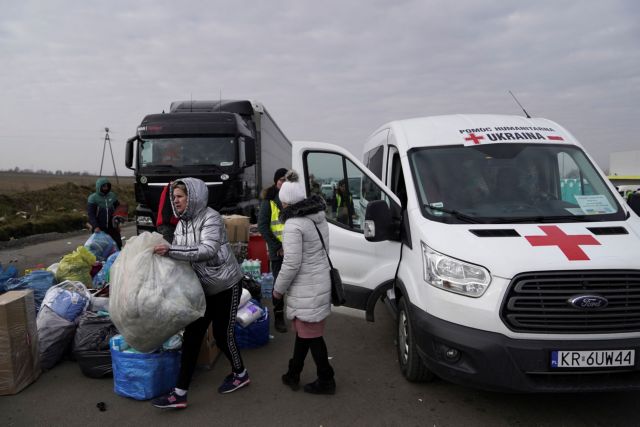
[{"x1": 156, "y1": 182, "x2": 179, "y2": 242}]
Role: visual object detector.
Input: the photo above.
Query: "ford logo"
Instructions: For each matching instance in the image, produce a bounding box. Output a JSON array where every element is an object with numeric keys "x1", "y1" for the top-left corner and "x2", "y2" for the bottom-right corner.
[{"x1": 568, "y1": 295, "x2": 608, "y2": 310}]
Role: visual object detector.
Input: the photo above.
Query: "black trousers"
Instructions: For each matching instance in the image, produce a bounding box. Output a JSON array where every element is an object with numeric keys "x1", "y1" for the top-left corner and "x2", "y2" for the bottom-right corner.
[{"x1": 176, "y1": 283, "x2": 245, "y2": 390}]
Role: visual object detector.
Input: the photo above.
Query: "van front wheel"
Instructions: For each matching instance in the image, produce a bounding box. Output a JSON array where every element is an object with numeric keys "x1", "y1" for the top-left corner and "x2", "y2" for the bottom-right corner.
[{"x1": 397, "y1": 297, "x2": 434, "y2": 382}]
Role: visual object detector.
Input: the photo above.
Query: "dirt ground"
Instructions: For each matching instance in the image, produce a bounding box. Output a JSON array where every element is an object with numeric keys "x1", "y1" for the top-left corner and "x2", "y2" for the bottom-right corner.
[{"x1": 0, "y1": 172, "x2": 134, "y2": 195}]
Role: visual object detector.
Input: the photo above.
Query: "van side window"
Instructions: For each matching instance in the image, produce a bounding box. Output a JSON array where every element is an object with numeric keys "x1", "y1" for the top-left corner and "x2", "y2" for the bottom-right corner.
[
  {"x1": 389, "y1": 152, "x2": 407, "y2": 207},
  {"x1": 365, "y1": 146, "x2": 384, "y2": 179},
  {"x1": 305, "y1": 151, "x2": 388, "y2": 232}
]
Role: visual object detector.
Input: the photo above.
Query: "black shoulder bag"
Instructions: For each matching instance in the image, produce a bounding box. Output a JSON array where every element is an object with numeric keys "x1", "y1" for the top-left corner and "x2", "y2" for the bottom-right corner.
[{"x1": 313, "y1": 223, "x2": 346, "y2": 306}]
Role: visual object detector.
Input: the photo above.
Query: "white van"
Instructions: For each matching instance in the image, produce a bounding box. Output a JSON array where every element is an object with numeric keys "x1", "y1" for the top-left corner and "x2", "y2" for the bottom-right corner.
[{"x1": 292, "y1": 114, "x2": 640, "y2": 392}]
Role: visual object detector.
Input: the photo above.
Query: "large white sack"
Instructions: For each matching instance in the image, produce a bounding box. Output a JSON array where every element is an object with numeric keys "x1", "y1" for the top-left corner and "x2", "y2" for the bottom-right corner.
[{"x1": 109, "y1": 232, "x2": 205, "y2": 352}]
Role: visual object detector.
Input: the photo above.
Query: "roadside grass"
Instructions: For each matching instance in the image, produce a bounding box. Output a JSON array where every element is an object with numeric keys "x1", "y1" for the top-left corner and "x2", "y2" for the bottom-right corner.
[{"x1": 0, "y1": 181, "x2": 135, "y2": 241}]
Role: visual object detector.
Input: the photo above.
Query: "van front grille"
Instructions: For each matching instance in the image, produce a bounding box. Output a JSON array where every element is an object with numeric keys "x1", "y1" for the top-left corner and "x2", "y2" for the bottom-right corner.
[{"x1": 501, "y1": 271, "x2": 640, "y2": 333}]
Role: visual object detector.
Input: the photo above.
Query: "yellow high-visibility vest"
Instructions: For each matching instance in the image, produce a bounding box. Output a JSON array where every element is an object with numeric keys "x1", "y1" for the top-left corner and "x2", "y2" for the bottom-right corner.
[{"x1": 270, "y1": 200, "x2": 284, "y2": 242}]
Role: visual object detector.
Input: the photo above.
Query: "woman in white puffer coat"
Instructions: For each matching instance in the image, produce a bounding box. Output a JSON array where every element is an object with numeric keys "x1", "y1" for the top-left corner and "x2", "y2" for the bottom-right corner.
[{"x1": 273, "y1": 170, "x2": 335, "y2": 395}]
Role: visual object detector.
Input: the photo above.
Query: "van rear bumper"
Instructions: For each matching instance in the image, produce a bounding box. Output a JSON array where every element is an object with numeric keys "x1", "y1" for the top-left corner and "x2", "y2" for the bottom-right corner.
[{"x1": 411, "y1": 303, "x2": 640, "y2": 392}]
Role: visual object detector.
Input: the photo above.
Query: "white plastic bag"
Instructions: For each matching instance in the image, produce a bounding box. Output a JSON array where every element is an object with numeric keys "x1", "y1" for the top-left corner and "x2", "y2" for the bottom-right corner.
[
  {"x1": 109, "y1": 232, "x2": 206, "y2": 352},
  {"x1": 40, "y1": 280, "x2": 91, "y2": 322}
]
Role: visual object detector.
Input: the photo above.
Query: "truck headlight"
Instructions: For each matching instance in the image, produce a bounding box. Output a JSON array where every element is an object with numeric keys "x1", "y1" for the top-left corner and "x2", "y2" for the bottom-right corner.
[
  {"x1": 136, "y1": 216, "x2": 153, "y2": 226},
  {"x1": 421, "y1": 242, "x2": 491, "y2": 297}
]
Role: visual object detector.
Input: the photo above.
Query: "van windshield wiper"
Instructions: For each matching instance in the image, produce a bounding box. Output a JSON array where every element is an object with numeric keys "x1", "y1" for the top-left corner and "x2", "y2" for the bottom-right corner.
[
  {"x1": 493, "y1": 214, "x2": 592, "y2": 224},
  {"x1": 425, "y1": 205, "x2": 486, "y2": 224}
]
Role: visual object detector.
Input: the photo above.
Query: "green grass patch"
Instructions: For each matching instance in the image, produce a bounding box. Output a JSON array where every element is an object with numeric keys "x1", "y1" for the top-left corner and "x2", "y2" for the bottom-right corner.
[{"x1": 0, "y1": 182, "x2": 135, "y2": 241}]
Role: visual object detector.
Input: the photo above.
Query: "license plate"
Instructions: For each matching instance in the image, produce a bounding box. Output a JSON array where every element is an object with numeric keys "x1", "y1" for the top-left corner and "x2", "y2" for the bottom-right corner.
[{"x1": 551, "y1": 349, "x2": 635, "y2": 368}]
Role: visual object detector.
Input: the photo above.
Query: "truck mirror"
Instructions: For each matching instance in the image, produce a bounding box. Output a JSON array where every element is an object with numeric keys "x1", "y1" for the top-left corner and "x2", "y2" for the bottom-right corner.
[
  {"x1": 364, "y1": 200, "x2": 393, "y2": 242},
  {"x1": 244, "y1": 136, "x2": 256, "y2": 167},
  {"x1": 125, "y1": 136, "x2": 138, "y2": 170}
]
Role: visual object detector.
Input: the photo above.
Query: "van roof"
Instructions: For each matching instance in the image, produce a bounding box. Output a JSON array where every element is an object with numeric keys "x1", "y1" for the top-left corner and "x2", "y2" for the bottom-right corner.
[{"x1": 364, "y1": 114, "x2": 581, "y2": 154}]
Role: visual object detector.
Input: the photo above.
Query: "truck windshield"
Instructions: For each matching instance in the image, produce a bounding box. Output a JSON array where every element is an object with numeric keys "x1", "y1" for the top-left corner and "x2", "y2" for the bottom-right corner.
[
  {"x1": 139, "y1": 137, "x2": 236, "y2": 169},
  {"x1": 408, "y1": 144, "x2": 626, "y2": 223}
]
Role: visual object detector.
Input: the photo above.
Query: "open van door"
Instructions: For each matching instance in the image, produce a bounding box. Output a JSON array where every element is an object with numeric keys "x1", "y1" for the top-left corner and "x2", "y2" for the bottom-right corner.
[{"x1": 292, "y1": 141, "x2": 402, "y2": 321}]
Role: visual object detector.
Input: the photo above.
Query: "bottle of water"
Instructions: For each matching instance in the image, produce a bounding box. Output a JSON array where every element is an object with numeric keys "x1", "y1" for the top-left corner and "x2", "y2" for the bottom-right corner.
[
  {"x1": 261, "y1": 272, "x2": 274, "y2": 299},
  {"x1": 251, "y1": 259, "x2": 261, "y2": 280}
]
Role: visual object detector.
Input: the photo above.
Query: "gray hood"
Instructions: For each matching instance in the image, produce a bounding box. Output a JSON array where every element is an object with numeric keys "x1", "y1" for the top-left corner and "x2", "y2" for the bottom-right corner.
[{"x1": 172, "y1": 177, "x2": 209, "y2": 221}]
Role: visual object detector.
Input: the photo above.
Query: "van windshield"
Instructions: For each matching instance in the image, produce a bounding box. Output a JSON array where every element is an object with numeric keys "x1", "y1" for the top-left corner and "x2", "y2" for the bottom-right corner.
[
  {"x1": 139, "y1": 137, "x2": 236, "y2": 169},
  {"x1": 408, "y1": 144, "x2": 626, "y2": 224}
]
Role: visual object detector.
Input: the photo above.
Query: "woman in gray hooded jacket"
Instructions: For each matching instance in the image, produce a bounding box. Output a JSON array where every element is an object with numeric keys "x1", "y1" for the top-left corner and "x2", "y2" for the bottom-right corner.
[
  {"x1": 273, "y1": 170, "x2": 336, "y2": 395},
  {"x1": 151, "y1": 177, "x2": 249, "y2": 409}
]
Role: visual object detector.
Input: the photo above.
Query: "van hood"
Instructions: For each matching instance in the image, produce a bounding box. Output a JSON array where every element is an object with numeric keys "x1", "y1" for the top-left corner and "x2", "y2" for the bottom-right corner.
[{"x1": 421, "y1": 219, "x2": 640, "y2": 279}]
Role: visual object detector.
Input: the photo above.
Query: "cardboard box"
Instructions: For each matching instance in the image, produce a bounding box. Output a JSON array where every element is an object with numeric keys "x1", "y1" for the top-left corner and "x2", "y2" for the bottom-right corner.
[
  {"x1": 0, "y1": 290, "x2": 41, "y2": 395},
  {"x1": 223, "y1": 215, "x2": 250, "y2": 243},
  {"x1": 196, "y1": 324, "x2": 220, "y2": 369}
]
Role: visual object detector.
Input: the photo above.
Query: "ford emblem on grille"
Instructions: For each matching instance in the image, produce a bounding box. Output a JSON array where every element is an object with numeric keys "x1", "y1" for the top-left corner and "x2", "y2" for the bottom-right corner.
[{"x1": 568, "y1": 295, "x2": 609, "y2": 310}]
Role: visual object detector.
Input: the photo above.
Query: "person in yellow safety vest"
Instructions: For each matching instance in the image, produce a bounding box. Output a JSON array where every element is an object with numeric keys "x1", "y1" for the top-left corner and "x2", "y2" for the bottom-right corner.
[
  {"x1": 257, "y1": 168, "x2": 289, "y2": 333},
  {"x1": 332, "y1": 179, "x2": 354, "y2": 225}
]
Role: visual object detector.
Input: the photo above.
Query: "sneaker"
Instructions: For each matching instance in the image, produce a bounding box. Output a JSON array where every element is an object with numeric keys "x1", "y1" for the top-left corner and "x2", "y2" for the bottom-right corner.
[
  {"x1": 218, "y1": 372, "x2": 251, "y2": 394},
  {"x1": 151, "y1": 391, "x2": 188, "y2": 409}
]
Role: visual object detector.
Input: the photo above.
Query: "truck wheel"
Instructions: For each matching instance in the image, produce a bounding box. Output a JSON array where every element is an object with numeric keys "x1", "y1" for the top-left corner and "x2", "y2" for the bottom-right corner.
[{"x1": 397, "y1": 297, "x2": 434, "y2": 382}]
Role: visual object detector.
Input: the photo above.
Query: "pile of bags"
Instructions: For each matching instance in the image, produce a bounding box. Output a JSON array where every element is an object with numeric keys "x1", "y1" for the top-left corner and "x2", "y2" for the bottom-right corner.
[{"x1": 1, "y1": 227, "x2": 276, "y2": 400}]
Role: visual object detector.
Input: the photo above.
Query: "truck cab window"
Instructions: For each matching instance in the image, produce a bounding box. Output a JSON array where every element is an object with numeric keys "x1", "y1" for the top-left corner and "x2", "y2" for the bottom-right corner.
[{"x1": 306, "y1": 151, "x2": 389, "y2": 232}]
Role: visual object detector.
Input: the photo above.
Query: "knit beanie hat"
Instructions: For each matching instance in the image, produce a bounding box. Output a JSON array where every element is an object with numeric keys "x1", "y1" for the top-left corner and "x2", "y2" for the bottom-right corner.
[
  {"x1": 273, "y1": 168, "x2": 288, "y2": 184},
  {"x1": 278, "y1": 170, "x2": 306, "y2": 205}
]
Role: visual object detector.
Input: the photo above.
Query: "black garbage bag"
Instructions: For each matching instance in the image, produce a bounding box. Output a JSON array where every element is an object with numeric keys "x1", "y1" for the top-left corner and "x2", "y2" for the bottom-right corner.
[
  {"x1": 72, "y1": 311, "x2": 118, "y2": 378},
  {"x1": 37, "y1": 306, "x2": 77, "y2": 370},
  {"x1": 241, "y1": 274, "x2": 262, "y2": 301}
]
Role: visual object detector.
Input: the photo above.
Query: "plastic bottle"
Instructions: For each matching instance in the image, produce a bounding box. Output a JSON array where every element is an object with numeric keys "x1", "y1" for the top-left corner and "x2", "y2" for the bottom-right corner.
[
  {"x1": 252, "y1": 259, "x2": 262, "y2": 280},
  {"x1": 261, "y1": 272, "x2": 274, "y2": 299},
  {"x1": 110, "y1": 334, "x2": 129, "y2": 352}
]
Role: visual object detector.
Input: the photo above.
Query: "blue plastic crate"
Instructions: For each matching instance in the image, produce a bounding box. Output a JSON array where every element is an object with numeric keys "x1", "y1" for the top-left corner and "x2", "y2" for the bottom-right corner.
[
  {"x1": 111, "y1": 348, "x2": 180, "y2": 400},
  {"x1": 235, "y1": 308, "x2": 269, "y2": 349}
]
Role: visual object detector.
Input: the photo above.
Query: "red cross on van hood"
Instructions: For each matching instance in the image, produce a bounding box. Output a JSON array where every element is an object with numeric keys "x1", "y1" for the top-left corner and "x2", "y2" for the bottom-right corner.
[{"x1": 425, "y1": 221, "x2": 640, "y2": 279}]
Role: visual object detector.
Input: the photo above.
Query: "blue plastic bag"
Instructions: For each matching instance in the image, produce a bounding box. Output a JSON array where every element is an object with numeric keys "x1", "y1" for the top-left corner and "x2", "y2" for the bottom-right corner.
[
  {"x1": 111, "y1": 345, "x2": 181, "y2": 400},
  {"x1": 0, "y1": 262, "x2": 19, "y2": 292},
  {"x1": 41, "y1": 281, "x2": 90, "y2": 322},
  {"x1": 234, "y1": 303, "x2": 269, "y2": 349},
  {"x1": 84, "y1": 231, "x2": 117, "y2": 261},
  {"x1": 93, "y1": 251, "x2": 119, "y2": 288},
  {"x1": 4, "y1": 270, "x2": 56, "y2": 314}
]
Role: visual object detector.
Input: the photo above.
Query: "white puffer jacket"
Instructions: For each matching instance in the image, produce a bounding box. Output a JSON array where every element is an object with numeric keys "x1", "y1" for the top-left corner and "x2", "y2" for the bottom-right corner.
[{"x1": 274, "y1": 196, "x2": 331, "y2": 323}]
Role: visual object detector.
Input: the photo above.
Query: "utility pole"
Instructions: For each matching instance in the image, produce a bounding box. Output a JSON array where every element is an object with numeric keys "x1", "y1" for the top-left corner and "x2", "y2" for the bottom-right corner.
[{"x1": 99, "y1": 127, "x2": 119, "y2": 184}]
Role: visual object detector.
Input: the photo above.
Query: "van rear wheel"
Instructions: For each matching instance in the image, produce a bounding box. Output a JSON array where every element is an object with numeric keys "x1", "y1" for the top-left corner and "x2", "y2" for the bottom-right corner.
[{"x1": 397, "y1": 297, "x2": 434, "y2": 382}]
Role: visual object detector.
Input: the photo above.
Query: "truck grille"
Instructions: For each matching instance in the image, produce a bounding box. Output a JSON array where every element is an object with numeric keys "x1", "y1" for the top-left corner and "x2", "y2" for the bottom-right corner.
[{"x1": 501, "y1": 271, "x2": 640, "y2": 333}]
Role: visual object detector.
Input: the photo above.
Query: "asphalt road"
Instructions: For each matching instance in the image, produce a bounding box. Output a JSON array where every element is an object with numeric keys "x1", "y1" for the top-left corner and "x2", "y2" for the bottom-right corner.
[{"x1": 1, "y1": 225, "x2": 640, "y2": 426}]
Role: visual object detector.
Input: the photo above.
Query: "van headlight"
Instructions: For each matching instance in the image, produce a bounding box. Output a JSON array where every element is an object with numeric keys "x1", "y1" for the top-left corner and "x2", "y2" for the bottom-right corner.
[{"x1": 421, "y1": 242, "x2": 491, "y2": 297}]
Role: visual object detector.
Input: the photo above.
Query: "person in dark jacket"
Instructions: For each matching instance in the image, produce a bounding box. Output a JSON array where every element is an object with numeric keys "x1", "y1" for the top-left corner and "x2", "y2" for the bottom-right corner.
[
  {"x1": 87, "y1": 177, "x2": 122, "y2": 249},
  {"x1": 151, "y1": 178, "x2": 250, "y2": 409},
  {"x1": 257, "y1": 167, "x2": 288, "y2": 333},
  {"x1": 331, "y1": 179, "x2": 354, "y2": 225}
]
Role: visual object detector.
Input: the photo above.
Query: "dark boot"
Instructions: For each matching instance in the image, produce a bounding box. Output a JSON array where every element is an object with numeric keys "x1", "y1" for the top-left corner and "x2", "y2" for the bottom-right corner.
[
  {"x1": 281, "y1": 359, "x2": 302, "y2": 391},
  {"x1": 273, "y1": 297, "x2": 287, "y2": 333},
  {"x1": 274, "y1": 310, "x2": 287, "y2": 333},
  {"x1": 303, "y1": 377, "x2": 336, "y2": 395},
  {"x1": 305, "y1": 338, "x2": 336, "y2": 395}
]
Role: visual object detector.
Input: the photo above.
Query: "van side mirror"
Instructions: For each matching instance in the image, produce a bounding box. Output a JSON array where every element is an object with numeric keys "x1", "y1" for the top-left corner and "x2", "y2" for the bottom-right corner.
[
  {"x1": 125, "y1": 136, "x2": 138, "y2": 170},
  {"x1": 364, "y1": 200, "x2": 394, "y2": 241},
  {"x1": 244, "y1": 136, "x2": 256, "y2": 167}
]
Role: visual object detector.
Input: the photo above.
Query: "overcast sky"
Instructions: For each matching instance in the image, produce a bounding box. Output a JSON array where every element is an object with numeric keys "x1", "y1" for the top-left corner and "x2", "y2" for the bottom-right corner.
[{"x1": 1, "y1": 1, "x2": 638, "y2": 175}]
